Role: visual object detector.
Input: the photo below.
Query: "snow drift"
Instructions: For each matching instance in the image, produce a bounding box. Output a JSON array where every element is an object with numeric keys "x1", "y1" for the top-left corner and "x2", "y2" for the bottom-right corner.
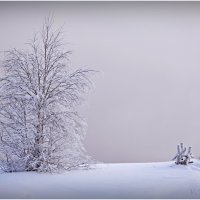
[{"x1": 1, "y1": 159, "x2": 200, "y2": 198}]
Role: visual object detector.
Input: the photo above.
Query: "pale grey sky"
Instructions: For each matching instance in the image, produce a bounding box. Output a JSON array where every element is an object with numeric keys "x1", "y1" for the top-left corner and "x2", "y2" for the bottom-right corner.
[{"x1": 1, "y1": 2, "x2": 200, "y2": 163}]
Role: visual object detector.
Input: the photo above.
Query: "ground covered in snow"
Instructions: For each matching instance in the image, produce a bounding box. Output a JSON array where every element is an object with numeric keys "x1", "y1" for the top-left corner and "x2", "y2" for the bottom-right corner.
[{"x1": 1, "y1": 160, "x2": 200, "y2": 198}]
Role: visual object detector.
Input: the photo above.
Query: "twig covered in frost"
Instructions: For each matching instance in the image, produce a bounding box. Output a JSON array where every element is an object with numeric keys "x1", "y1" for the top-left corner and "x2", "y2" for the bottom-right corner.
[{"x1": 172, "y1": 143, "x2": 194, "y2": 165}]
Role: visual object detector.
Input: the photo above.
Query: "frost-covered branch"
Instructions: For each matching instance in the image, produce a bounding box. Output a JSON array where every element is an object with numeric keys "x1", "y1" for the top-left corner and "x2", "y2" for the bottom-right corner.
[{"x1": 172, "y1": 143, "x2": 194, "y2": 165}]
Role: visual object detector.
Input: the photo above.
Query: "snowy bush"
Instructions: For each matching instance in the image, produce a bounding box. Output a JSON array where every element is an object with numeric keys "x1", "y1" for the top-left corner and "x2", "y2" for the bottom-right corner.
[
  {"x1": 0, "y1": 17, "x2": 97, "y2": 173},
  {"x1": 172, "y1": 143, "x2": 194, "y2": 165}
]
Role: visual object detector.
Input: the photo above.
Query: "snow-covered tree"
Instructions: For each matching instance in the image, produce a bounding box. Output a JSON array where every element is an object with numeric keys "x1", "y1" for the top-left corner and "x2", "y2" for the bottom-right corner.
[
  {"x1": 0, "y1": 18, "x2": 96, "y2": 172},
  {"x1": 172, "y1": 143, "x2": 194, "y2": 165}
]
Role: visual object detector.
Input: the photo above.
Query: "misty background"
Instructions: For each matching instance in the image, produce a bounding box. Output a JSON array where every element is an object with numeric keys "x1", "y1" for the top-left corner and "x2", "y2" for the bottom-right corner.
[{"x1": 0, "y1": 2, "x2": 200, "y2": 163}]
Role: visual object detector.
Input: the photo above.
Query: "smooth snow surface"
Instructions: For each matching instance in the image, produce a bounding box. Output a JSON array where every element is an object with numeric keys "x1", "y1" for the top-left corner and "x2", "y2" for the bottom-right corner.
[{"x1": 1, "y1": 160, "x2": 200, "y2": 198}]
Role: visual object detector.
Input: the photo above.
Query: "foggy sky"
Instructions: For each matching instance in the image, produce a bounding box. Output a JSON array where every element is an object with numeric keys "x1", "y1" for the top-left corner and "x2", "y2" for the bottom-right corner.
[{"x1": 1, "y1": 2, "x2": 200, "y2": 163}]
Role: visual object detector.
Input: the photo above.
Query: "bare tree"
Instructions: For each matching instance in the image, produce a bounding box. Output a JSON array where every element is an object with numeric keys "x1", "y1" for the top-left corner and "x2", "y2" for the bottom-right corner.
[{"x1": 0, "y1": 18, "x2": 97, "y2": 172}]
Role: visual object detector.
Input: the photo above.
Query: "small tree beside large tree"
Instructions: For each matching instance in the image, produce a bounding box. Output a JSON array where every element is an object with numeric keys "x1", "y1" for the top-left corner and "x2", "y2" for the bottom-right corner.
[{"x1": 0, "y1": 18, "x2": 96, "y2": 173}]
